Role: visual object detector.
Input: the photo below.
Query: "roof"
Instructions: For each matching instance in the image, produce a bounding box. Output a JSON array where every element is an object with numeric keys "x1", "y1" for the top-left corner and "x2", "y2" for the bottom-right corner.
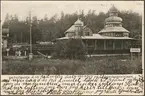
[
  {"x1": 109, "y1": 5, "x2": 118, "y2": 12},
  {"x1": 98, "y1": 27, "x2": 129, "y2": 33},
  {"x1": 105, "y1": 16, "x2": 122, "y2": 22},
  {"x1": 65, "y1": 25, "x2": 91, "y2": 33},
  {"x1": 65, "y1": 19, "x2": 84, "y2": 33},
  {"x1": 65, "y1": 25, "x2": 76, "y2": 33},
  {"x1": 100, "y1": 36, "x2": 134, "y2": 40},
  {"x1": 82, "y1": 25, "x2": 87, "y2": 29},
  {"x1": 57, "y1": 34, "x2": 134, "y2": 40},
  {"x1": 74, "y1": 18, "x2": 84, "y2": 25},
  {"x1": 82, "y1": 34, "x2": 133, "y2": 40}
]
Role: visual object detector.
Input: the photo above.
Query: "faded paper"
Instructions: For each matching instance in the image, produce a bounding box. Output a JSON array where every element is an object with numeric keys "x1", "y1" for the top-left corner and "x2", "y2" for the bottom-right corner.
[{"x1": 1, "y1": 75, "x2": 144, "y2": 95}]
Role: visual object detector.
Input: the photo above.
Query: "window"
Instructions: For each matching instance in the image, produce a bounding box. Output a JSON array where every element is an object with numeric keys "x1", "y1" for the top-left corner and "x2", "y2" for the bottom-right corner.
[
  {"x1": 85, "y1": 32, "x2": 90, "y2": 36},
  {"x1": 113, "y1": 23, "x2": 121, "y2": 27},
  {"x1": 106, "y1": 40, "x2": 113, "y2": 49},
  {"x1": 111, "y1": 33, "x2": 113, "y2": 36},
  {"x1": 105, "y1": 24, "x2": 109, "y2": 27},
  {"x1": 115, "y1": 33, "x2": 123, "y2": 37},
  {"x1": 124, "y1": 41, "x2": 130, "y2": 49},
  {"x1": 123, "y1": 33, "x2": 129, "y2": 37},
  {"x1": 119, "y1": 24, "x2": 122, "y2": 27},
  {"x1": 106, "y1": 24, "x2": 113, "y2": 27}
]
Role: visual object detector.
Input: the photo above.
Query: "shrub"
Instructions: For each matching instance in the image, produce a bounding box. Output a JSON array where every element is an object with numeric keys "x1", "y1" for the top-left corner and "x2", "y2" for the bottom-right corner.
[
  {"x1": 52, "y1": 38, "x2": 87, "y2": 60},
  {"x1": 2, "y1": 57, "x2": 142, "y2": 75},
  {"x1": 51, "y1": 40, "x2": 66, "y2": 59}
]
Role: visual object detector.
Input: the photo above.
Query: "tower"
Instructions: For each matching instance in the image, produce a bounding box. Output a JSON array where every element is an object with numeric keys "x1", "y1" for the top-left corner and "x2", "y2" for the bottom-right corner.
[
  {"x1": 98, "y1": 5, "x2": 129, "y2": 37},
  {"x1": 74, "y1": 18, "x2": 84, "y2": 37}
]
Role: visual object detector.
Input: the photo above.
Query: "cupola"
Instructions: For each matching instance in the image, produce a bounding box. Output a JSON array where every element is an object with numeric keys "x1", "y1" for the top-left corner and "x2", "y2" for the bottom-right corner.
[
  {"x1": 74, "y1": 18, "x2": 84, "y2": 26},
  {"x1": 109, "y1": 5, "x2": 119, "y2": 16}
]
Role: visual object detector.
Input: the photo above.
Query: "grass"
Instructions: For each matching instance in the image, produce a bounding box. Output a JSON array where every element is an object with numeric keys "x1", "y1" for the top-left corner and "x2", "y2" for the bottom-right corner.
[{"x1": 2, "y1": 55, "x2": 142, "y2": 75}]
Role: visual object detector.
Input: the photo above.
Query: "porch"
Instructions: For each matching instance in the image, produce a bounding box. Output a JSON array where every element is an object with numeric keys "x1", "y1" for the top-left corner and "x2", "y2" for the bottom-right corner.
[{"x1": 83, "y1": 39, "x2": 132, "y2": 54}]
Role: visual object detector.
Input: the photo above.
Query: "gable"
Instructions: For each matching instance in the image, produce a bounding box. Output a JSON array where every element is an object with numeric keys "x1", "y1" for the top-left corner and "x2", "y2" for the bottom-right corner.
[{"x1": 65, "y1": 25, "x2": 76, "y2": 33}]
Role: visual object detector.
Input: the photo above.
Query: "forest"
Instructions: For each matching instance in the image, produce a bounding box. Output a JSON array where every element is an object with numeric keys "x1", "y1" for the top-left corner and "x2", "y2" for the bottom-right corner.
[{"x1": 2, "y1": 10, "x2": 142, "y2": 44}]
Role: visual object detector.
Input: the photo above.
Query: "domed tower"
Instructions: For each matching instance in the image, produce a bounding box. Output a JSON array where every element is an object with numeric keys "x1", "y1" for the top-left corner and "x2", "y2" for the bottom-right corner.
[
  {"x1": 74, "y1": 18, "x2": 84, "y2": 36},
  {"x1": 65, "y1": 18, "x2": 84, "y2": 37},
  {"x1": 98, "y1": 6, "x2": 129, "y2": 37},
  {"x1": 74, "y1": 18, "x2": 84, "y2": 26}
]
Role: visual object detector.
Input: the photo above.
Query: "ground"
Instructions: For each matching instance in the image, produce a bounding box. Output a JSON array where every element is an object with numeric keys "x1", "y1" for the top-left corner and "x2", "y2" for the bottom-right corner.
[{"x1": 2, "y1": 55, "x2": 142, "y2": 75}]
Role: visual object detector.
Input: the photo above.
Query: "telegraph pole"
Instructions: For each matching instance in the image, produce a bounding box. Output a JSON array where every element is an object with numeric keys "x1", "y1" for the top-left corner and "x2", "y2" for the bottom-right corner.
[{"x1": 29, "y1": 11, "x2": 33, "y2": 60}]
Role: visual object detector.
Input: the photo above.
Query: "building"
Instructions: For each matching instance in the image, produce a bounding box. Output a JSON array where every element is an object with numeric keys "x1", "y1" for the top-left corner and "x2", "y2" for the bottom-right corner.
[
  {"x1": 65, "y1": 18, "x2": 93, "y2": 37},
  {"x1": 57, "y1": 6, "x2": 135, "y2": 54}
]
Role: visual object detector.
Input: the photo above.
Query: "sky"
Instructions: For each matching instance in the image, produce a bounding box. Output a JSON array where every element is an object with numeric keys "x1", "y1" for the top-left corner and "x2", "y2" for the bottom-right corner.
[{"x1": 1, "y1": 1, "x2": 144, "y2": 24}]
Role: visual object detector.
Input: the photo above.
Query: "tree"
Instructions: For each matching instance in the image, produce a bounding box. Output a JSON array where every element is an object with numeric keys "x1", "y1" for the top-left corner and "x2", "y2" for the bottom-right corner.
[
  {"x1": 53, "y1": 38, "x2": 87, "y2": 60},
  {"x1": 2, "y1": 13, "x2": 10, "y2": 28},
  {"x1": 119, "y1": 11, "x2": 142, "y2": 40},
  {"x1": 2, "y1": 10, "x2": 142, "y2": 44}
]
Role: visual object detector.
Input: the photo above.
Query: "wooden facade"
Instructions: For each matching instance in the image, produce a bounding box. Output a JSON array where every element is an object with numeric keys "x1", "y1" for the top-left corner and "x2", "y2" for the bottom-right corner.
[
  {"x1": 82, "y1": 39, "x2": 131, "y2": 54},
  {"x1": 57, "y1": 6, "x2": 136, "y2": 54}
]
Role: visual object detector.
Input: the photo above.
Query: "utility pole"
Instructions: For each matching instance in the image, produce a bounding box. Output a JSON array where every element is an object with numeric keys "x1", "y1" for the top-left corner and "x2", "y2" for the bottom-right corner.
[{"x1": 29, "y1": 11, "x2": 33, "y2": 60}]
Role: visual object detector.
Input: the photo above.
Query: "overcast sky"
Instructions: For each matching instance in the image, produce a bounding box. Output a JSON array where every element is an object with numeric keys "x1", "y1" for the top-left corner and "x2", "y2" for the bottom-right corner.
[{"x1": 1, "y1": 1, "x2": 144, "y2": 24}]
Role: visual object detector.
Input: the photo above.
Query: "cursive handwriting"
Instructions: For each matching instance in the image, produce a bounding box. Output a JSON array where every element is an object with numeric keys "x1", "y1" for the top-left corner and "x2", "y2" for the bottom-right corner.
[{"x1": 1, "y1": 75, "x2": 144, "y2": 95}]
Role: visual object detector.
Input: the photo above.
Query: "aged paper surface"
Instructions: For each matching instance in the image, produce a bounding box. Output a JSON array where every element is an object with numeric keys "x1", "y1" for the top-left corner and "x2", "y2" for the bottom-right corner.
[
  {"x1": 1, "y1": 1, "x2": 144, "y2": 95},
  {"x1": 1, "y1": 75, "x2": 144, "y2": 95}
]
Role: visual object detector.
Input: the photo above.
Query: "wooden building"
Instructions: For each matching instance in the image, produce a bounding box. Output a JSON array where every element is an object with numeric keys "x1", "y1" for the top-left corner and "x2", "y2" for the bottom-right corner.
[{"x1": 57, "y1": 6, "x2": 135, "y2": 54}]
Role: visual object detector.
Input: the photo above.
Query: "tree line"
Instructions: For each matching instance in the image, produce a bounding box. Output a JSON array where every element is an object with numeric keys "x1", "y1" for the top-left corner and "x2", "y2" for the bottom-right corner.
[{"x1": 2, "y1": 10, "x2": 142, "y2": 44}]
